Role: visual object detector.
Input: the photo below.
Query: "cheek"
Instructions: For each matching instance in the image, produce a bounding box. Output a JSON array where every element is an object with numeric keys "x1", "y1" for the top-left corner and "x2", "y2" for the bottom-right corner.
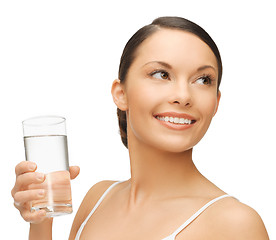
[
  {"x1": 198, "y1": 94, "x2": 219, "y2": 123},
  {"x1": 126, "y1": 82, "x2": 159, "y2": 115},
  {"x1": 125, "y1": 82, "x2": 164, "y2": 145},
  {"x1": 190, "y1": 94, "x2": 218, "y2": 147},
  {"x1": 126, "y1": 84, "x2": 150, "y2": 131}
]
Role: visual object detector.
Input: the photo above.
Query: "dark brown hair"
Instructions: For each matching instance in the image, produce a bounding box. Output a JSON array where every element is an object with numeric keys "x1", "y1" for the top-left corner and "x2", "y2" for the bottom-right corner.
[{"x1": 117, "y1": 16, "x2": 223, "y2": 149}]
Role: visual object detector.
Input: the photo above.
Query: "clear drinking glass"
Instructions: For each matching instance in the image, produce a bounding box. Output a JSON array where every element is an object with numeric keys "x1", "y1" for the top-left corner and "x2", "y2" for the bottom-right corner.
[{"x1": 22, "y1": 116, "x2": 72, "y2": 217}]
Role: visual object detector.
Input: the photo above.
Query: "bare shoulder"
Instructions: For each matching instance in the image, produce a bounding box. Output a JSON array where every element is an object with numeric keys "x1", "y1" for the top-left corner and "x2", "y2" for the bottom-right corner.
[
  {"x1": 80, "y1": 180, "x2": 118, "y2": 210},
  {"x1": 209, "y1": 197, "x2": 269, "y2": 239},
  {"x1": 68, "y1": 180, "x2": 117, "y2": 240}
]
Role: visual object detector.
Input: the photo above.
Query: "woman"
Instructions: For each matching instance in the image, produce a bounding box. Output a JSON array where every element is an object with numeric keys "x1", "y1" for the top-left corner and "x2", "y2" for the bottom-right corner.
[{"x1": 12, "y1": 17, "x2": 269, "y2": 239}]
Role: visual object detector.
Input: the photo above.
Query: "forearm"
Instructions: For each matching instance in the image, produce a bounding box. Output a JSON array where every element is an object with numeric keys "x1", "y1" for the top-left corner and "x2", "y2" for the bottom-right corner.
[{"x1": 29, "y1": 218, "x2": 53, "y2": 240}]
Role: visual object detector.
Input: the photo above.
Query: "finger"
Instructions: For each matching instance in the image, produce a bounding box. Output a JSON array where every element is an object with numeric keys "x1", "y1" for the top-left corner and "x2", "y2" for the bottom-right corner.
[
  {"x1": 21, "y1": 209, "x2": 47, "y2": 223},
  {"x1": 15, "y1": 161, "x2": 37, "y2": 177},
  {"x1": 69, "y1": 166, "x2": 80, "y2": 180},
  {"x1": 12, "y1": 172, "x2": 45, "y2": 195},
  {"x1": 13, "y1": 189, "x2": 45, "y2": 206},
  {"x1": 14, "y1": 201, "x2": 21, "y2": 208}
]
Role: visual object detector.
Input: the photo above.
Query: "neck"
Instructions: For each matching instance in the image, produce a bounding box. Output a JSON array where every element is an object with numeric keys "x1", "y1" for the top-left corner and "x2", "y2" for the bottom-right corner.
[{"x1": 126, "y1": 134, "x2": 202, "y2": 206}]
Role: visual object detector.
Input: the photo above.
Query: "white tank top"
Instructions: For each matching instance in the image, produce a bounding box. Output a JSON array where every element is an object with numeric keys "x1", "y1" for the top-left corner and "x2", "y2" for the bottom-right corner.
[{"x1": 75, "y1": 181, "x2": 232, "y2": 240}]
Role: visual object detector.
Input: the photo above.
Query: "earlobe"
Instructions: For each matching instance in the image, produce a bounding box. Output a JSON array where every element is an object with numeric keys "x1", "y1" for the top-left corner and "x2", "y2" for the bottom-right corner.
[
  {"x1": 213, "y1": 90, "x2": 221, "y2": 116},
  {"x1": 111, "y1": 79, "x2": 128, "y2": 111}
]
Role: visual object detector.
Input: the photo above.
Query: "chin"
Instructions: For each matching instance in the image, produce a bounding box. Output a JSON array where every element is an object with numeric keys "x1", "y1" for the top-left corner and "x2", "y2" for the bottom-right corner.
[
  {"x1": 148, "y1": 139, "x2": 196, "y2": 154},
  {"x1": 163, "y1": 145, "x2": 194, "y2": 154}
]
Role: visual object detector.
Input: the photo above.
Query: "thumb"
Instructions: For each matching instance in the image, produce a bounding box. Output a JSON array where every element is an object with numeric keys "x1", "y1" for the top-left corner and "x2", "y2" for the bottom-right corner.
[{"x1": 69, "y1": 166, "x2": 80, "y2": 180}]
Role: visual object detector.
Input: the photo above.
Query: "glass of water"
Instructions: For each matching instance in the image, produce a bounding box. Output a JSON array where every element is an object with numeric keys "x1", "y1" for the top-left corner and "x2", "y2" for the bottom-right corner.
[{"x1": 22, "y1": 116, "x2": 72, "y2": 217}]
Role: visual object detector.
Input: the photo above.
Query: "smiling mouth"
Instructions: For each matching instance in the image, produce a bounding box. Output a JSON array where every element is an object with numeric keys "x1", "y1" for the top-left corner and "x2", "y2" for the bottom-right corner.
[{"x1": 154, "y1": 116, "x2": 196, "y2": 125}]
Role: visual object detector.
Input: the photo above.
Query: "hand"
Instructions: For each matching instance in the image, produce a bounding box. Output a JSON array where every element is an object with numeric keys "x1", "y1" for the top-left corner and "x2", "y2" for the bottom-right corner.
[
  {"x1": 69, "y1": 165, "x2": 80, "y2": 180},
  {"x1": 11, "y1": 161, "x2": 80, "y2": 223}
]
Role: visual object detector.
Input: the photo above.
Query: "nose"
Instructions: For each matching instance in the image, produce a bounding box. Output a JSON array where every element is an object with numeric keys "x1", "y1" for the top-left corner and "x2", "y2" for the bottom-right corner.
[{"x1": 168, "y1": 81, "x2": 192, "y2": 107}]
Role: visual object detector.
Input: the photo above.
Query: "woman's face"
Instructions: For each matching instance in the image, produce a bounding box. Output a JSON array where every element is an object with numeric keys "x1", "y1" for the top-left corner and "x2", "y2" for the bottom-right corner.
[{"x1": 120, "y1": 28, "x2": 220, "y2": 153}]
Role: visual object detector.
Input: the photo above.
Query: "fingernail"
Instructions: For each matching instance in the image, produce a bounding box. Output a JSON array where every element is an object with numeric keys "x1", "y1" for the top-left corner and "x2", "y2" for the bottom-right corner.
[
  {"x1": 29, "y1": 162, "x2": 36, "y2": 171},
  {"x1": 38, "y1": 189, "x2": 45, "y2": 196},
  {"x1": 36, "y1": 173, "x2": 44, "y2": 180},
  {"x1": 39, "y1": 210, "x2": 46, "y2": 217}
]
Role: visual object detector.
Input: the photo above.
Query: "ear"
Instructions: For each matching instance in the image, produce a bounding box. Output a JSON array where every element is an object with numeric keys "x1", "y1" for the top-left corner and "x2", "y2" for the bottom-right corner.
[
  {"x1": 213, "y1": 90, "x2": 221, "y2": 116},
  {"x1": 111, "y1": 79, "x2": 128, "y2": 111}
]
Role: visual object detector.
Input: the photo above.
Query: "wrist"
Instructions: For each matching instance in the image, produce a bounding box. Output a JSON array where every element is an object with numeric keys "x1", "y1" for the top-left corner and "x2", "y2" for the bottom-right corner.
[{"x1": 29, "y1": 217, "x2": 53, "y2": 240}]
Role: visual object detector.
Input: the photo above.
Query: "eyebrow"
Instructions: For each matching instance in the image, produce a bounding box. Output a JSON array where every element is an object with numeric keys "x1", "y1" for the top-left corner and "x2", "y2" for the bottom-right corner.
[
  {"x1": 143, "y1": 61, "x2": 172, "y2": 69},
  {"x1": 143, "y1": 61, "x2": 216, "y2": 72},
  {"x1": 197, "y1": 65, "x2": 216, "y2": 72}
]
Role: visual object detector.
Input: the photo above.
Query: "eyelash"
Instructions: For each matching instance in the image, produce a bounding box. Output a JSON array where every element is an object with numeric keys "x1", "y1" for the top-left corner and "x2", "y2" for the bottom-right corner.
[
  {"x1": 149, "y1": 69, "x2": 170, "y2": 80},
  {"x1": 196, "y1": 74, "x2": 214, "y2": 85},
  {"x1": 149, "y1": 70, "x2": 215, "y2": 86}
]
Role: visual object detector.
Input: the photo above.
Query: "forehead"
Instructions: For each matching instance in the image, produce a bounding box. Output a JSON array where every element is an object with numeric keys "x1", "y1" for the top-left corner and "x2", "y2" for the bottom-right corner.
[{"x1": 133, "y1": 28, "x2": 218, "y2": 73}]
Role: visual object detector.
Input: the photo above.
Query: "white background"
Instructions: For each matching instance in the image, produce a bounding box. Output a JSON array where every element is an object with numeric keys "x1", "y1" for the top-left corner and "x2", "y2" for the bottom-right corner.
[{"x1": 1, "y1": 0, "x2": 275, "y2": 239}]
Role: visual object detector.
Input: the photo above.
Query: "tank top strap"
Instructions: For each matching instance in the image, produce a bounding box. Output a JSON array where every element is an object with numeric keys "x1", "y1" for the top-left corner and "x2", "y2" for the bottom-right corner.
[
  {"x1": 75, "y1": 181, "x2": 122, "y2": 240},
  {"x1": 163, "y1": 194, "x2": 233, "y2": 240}
]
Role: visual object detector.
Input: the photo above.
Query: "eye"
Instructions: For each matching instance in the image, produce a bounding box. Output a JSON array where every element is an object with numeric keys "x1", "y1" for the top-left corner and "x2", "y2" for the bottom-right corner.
[
  {"x1": 150, "y1": 70, "x2": 170, "y2": 80},
  {"x1": 195, "y1": 75, "x2": 213, "y2": 85}
]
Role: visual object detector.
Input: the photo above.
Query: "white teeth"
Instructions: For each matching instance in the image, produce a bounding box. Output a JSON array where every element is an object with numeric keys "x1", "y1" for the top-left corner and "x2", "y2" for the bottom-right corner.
[
  {"x1": 156, "y1": 116, "x2": 193, "y2": 125},
  {"x1": 174, "y1": 117, "x2": 179, "y2": 123}
]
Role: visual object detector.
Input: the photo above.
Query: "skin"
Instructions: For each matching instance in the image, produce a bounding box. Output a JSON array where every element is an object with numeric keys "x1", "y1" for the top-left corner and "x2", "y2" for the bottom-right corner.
[
  {"x1": 12, "y1": 29, "x2": 269, "y2": 239},
  {"x1": 11, "y1": 161, "x2": 79, "y2": 239}
]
